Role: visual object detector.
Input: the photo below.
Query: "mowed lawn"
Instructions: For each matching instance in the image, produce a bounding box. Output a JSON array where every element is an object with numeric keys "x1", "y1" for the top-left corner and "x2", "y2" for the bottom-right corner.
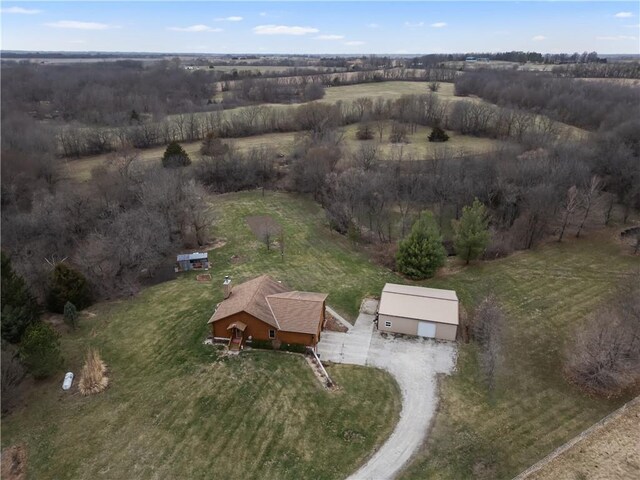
[
  {"x1": 0, "y1": 191, "x2": 404, "y2": 480},
  {"x1": 402, "y1": 234, "x2": 639, "y2": 479},
  {"x1": 207, "y1": 191, "x2": 399, "y2": 319}
]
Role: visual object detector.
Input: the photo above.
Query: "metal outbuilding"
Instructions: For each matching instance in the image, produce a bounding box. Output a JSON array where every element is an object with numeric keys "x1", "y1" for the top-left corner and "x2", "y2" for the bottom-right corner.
[{"x1": 377, "y1": 283, "x2": 459, "y2": 341}]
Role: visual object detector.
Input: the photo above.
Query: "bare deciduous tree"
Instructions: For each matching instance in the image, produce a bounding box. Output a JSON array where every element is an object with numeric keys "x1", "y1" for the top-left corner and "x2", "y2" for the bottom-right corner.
[{"x1": 472, "y1": 295, "x2": 505, "y2": 397}]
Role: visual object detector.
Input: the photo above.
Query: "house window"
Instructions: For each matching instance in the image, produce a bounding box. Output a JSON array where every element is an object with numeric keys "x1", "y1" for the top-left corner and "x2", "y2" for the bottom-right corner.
[
  {"x1": 384, "y1": 321, "x2": 392, "y2": 328},
  {"x1": 269, "y1": 329, "x2": 276, "y2": 339}
]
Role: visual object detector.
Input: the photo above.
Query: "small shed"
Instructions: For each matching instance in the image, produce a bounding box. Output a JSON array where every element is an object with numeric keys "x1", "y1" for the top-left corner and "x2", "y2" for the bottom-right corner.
[
  {"x1": 377, "y1": 283, "x2": 458, "y2": 341},
  {"x1": 176, "y1": 252, "x2": 209, "y2": 272}
]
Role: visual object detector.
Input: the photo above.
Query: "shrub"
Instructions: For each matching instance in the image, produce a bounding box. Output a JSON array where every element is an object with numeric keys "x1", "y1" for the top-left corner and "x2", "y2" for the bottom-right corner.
[
  {"x1": 396, "y1": 211, "x2": 447, "y2": 279},
  {"x1": 63, "y1": 301, "x2": 79, "y2": 330},
  {"x1": 428, "y1": 125, "x2": 450, "y2": 143},
  {"x1": 200, "y1": 132, "x2": 230, "y2": 157},
  {"x1": 1, "y1": 252, "x2": 40, "y2": 343},
  {"x1": 162, "y1": 141, "x2": 191, "y2": 168},
  {"x1": 428, "y1": 82, "x2": 440, "y2": 92},
  {"x1": 46, "y1": 263, "x2": 92, "y2": 314},
  {"x1": 1, "y1": 341, "x2": 26, "y2": 413},
  {"x1": 248, "y1": 339, "x2": 274, "y2": 350},
  {"x1": 19, "y1": 323, "x2": 63, "y2": 379},
  {"x1": 355, "y1": 124, "x2": 374, "y2": 140},
  {"x1": 280, "y1": 343, "x2": 308, "y2": 354}
]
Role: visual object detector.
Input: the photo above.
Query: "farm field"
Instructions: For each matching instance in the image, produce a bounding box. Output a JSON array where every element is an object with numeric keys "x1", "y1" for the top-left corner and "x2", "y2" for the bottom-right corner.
[
  {"x1": 62, "y1": 120, "x2": 501, "y2": 182},
  {"x1": 401, "y1": 232, "x2": 639, "y2": 479},
  {"x1": 0, "y1": 193, "x2": 404, "y2": 479},
  {"x1": 321, "y1": 81, "x2": 455, "y2": 102}
]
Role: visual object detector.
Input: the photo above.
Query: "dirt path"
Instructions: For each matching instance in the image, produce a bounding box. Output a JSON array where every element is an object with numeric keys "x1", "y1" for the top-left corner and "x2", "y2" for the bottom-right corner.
[{"x1": 317, "y1": 307, "x2": 457, "y2": 480}]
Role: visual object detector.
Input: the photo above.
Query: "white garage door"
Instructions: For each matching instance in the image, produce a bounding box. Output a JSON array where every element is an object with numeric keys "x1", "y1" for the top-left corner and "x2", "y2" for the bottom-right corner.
[{"x1": 417, "y1": 321, "x2": 436, "y2": 338}]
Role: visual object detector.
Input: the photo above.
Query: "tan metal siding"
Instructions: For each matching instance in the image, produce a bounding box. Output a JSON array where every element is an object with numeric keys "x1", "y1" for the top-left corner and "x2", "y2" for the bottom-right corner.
[
  {"x1": 378, "y1": 314, "x2": 457, "y2": 341},
  {"x1": 378, "y1": 314, "x2": 419, "y2": 336},
  {"x1": 435, "y1": 323, "x2": 457, "y2": 341}
]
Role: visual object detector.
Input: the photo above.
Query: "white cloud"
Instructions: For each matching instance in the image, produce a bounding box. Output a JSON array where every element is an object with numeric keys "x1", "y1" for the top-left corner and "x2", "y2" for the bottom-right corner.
[
  {"x1": 614, "y1": 12, "x2": 633, "y2": 18},
  {"x1": 216, "y1": 16, "x2": 243, "y2": 22},
  {"x1": 259, "y1": 12, "x2": 268, "y2": 17},
  {"x1": 315, "y1": 34, "x2": 345, "y2": 40},
  {"x1": 45, "y1": 20, "x2": 115, "y2": 30},
  {"x1": 625, "y1": 24, "x2": 640, "y2": 28},
  {"x1": 367, "y1": 23, "x2": 379, "y2": 28},
  {"x1": 431, "y1": 22, "x2": 447, "y2": 28},
  {"x1": 532, "y1": 35, "x2": 547, "y2": 41},
  {"x1": 253, "y1": 25, "x2": 319, "y2": 35},
  {"x1": 168, "y1": 25, "x2": 222, "y2": 32},
  {"x1": 596, "y1": 35, "x2": 637, "y2": 41},
  {"x1": 404, "y1": 21, "x2": 425, "y2": 28},
  {"x1": 344, "y1": 41, "x2": 365, "y2": 46},
  {"x1": 1, "y1": 6, "x2": 42, "y2": 14}
]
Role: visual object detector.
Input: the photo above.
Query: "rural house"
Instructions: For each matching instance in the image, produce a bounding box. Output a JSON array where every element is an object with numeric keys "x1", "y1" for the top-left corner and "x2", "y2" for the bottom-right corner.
[
  {"x1": 176, "y1": 252, "x2": 209, "y2": 271},
  {"x1": 377, "y1": 283, "x2": 459, "y2": 341},
  {"x1": 208, "y1": 275, "x2": 328, "y2": 350}
]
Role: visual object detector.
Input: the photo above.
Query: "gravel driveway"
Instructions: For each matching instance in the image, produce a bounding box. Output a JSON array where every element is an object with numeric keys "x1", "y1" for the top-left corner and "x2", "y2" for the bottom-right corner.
[{"x1": 317, "y1": 302, "x2": 457, "y2": 480}]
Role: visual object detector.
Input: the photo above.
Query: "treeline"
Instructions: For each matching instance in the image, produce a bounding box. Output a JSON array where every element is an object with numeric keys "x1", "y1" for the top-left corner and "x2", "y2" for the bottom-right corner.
[
  {"x1": 454, "y1": 70, "x2": 640, "y2": 134},
  {"x1": 552, "y1": 62, "x2": 640, "y2": 79},
  {"x1": 408, "y1": 51, "x2": 604, "y2": 66},
  {"x1": 0, "y1": 60, "x2": 219, "y2": 126},
  {"x1": 47, "y1": 88, "x2": 562, "y2": 158}
]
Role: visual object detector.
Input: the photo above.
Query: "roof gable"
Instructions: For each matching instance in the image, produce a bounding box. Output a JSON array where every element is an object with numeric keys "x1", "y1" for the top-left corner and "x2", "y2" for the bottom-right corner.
[
  {"x1": 208, "y1": 275, "x2": 288, "y2": 327},
  {"x1": 266, "y1": 292, "x2": 328, "y2": 335}
]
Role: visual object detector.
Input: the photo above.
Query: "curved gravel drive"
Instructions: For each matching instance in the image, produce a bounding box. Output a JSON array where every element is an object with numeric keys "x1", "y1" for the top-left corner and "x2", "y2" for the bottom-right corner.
[{"x1": 318, "y1": 308, "x2": 457, "y2": 480}]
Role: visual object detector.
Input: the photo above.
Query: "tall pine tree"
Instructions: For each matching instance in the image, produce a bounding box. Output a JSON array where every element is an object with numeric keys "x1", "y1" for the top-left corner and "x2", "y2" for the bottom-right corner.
[
  {"x1": 453, "y1": 198, "x2": 490, "y2": 265},
  {"x1": 396, "y1": 211, "x2": 446, "y2": 279}
]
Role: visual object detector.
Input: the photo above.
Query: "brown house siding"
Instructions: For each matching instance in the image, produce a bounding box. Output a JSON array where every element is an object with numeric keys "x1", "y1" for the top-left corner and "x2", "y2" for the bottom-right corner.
[
  {"x1": 211, "y1": 312, "x2": 275, "y2": 341},
  {"x1": 211, "y1": 308, "x2": 324, "y2": 347},
  {"x1": 278, "y1": 331, "x2": 316, "y2": 346}
]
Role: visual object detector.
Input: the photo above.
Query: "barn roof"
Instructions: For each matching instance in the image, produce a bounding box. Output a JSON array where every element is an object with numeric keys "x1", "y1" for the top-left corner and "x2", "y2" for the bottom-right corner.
[
  {"x1": 207, "y1": 276, "x2": 327, "y2": 335},
  {"x1": 378, "y1": 283, "x2": 459, "y2": 326}
]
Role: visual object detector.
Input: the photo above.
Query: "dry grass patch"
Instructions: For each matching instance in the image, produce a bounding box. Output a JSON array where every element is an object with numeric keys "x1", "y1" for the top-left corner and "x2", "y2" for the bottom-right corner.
[
  {"x1": 0, "y1": 444, "x2": 27, "y2": 480},
  {"x1": 78, "y1": 349, "x2": 109, "y2": 396}
]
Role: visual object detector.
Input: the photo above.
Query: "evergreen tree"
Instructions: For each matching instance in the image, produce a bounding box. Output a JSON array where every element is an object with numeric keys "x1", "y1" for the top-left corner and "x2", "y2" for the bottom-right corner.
[
  {"x1": 46, "y1": 263, "x2": 92, "y2": 314},
  {"x1": 1, "y1": 252, "x2": 40, "y2": 343},
  {"x1": 453, "y1": 198, "x2": 491, "y2": 264},
  {"x1": 162, "y1": 141, "x2": 191, "y2": 168},
  {"x1": 63, "y1": 301, "x2": 79, "y2": 330},
  {"x1": 19, "y1": 323, "x2": 63, "y2": 379},
  {"x1": 428, "y1": 125, "x2": 449, "y2": 143},
  {"x1": 396, "y1": 211, "x2": 447, "y2": 279}
]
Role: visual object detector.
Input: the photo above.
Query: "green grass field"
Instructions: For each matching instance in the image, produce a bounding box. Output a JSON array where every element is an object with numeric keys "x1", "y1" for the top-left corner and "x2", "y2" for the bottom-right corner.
[
  {"x1": 207, "y1": 191, "x2": 399, "y2": 318},
  {"x1": 0, "y1": 192, "x2": 403, "y2": 479},
  {"x1": 401, "y1": 233, "x2": 639, "y2": 479}
]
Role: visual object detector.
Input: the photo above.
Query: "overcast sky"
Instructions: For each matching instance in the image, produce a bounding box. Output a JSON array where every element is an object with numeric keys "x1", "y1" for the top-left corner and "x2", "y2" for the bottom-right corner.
[{"x1": 1, "y1": 1, "x2": 639, "y2": 55}]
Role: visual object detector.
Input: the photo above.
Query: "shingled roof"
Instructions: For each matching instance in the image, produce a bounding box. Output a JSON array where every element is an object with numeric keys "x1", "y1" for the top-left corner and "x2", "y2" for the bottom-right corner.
[
  {"x1": 207, "y1": 275, "x2": 327, "y2": 335},
  {"x1": 266, "y1": 291, "x2": 328, "y2": 335},
  {"x1": 207, "y1": 275, "x2": 287, "y2": 328}
]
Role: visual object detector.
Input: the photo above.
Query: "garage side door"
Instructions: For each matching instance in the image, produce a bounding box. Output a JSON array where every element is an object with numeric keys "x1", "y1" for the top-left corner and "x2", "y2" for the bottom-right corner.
[{"x1": 417, "y1": 321, "x2": 436, "y2": 338}]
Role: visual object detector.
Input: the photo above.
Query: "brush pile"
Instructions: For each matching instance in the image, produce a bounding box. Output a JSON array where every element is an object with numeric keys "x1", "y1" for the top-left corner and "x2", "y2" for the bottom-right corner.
[{"x1": 78, "y1": 349, "x2": 109, "y2": 396}]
